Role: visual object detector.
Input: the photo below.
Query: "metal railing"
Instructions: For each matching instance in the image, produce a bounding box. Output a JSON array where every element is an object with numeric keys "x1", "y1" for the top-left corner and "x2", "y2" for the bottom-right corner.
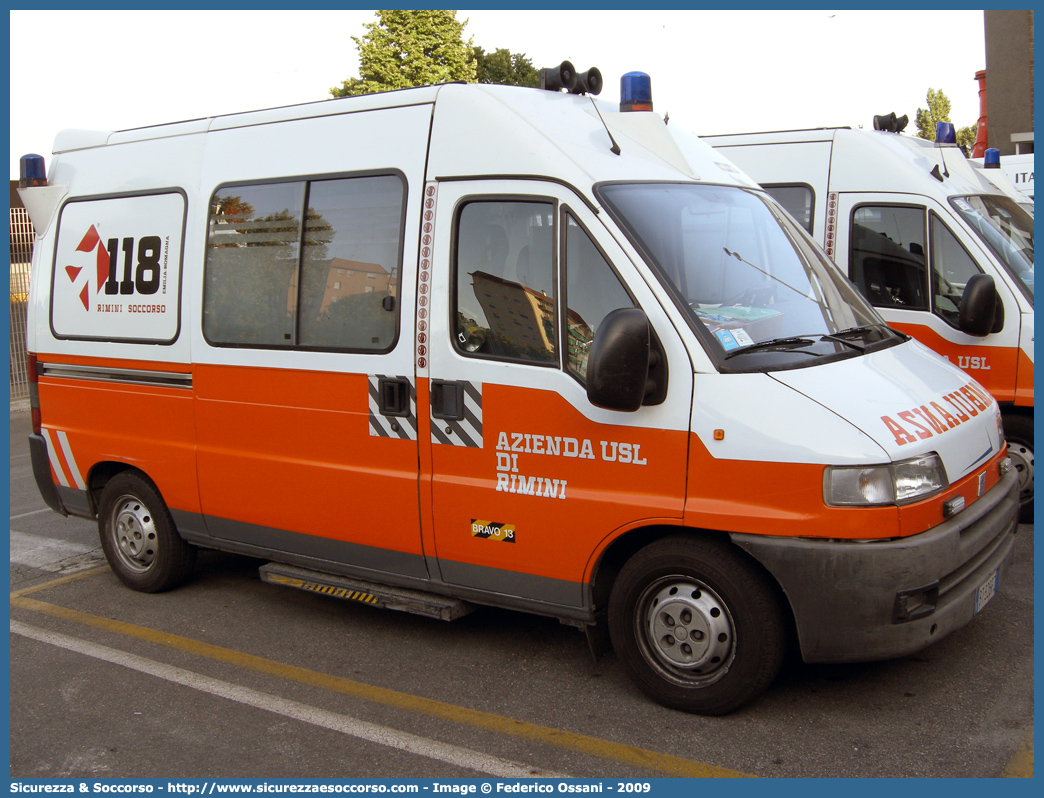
[{"x1": 10, "y1": 207, "x2": 34, "y2": 402}]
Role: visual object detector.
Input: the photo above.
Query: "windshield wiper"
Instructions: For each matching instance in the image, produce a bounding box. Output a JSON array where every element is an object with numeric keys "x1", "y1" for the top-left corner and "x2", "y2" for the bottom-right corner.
[
  {"x1": 820, "y1": 333, "x2": 867, "y2": 352},
  {"x1": 823, "y1": 324, "x2": 904, "y2": 352},
  {"x1": 724, "y1": 326, "x2": 898, "y2": 359},
  {"x1": 723, "y1": 335, "x2": 821, "y2": 359},
  {"x1": 725, "y1": 324, "x2": 904, "y2": 360}
]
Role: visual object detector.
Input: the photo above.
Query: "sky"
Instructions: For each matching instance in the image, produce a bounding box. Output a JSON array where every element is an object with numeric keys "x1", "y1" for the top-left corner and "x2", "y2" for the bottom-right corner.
[{"x1": 9, "y1": 9, "x2": 988, "y2": 180}]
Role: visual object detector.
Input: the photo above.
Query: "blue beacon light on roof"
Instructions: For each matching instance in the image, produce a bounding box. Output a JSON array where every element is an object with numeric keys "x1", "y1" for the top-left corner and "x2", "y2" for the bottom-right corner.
[
  {"x1": 19, "y1": 154, "x2": 47, "y2": 188},
  {"x1": 620, "y1": 72, "x2": 653, "y2": 113},
  {"x1": 935, "y1": 122, "x2": 958, "y2": 147}
]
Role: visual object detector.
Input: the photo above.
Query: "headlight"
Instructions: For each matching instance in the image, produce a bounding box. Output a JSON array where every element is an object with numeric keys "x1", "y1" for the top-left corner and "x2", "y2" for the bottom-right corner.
[{"x1": 825, "y1": 453, "x2": 948, "y2": 507}]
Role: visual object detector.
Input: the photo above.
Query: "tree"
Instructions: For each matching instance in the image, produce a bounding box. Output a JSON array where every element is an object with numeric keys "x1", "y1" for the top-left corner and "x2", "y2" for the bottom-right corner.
[
  {"x1": 955, "y1": 125, "x2": 976, "y2": 151},
  {"x1": 915, "y1": 88, "x2": 952, "y2": 140},
  {"x1": 473, "y1": 47, "x2": 539, "y2": 87},
  {"x1": 915, "y1": 88, "x2": 975, "y2": 150},
  {"x1": 330, "y1": 10, "x2": 476, "y2": 97}
]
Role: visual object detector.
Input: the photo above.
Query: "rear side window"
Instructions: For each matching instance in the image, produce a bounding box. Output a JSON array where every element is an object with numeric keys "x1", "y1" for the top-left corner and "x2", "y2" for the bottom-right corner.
[
  {"x1": 203, "y1": 174, "x2": 405, "y2": 351},
  {"x1": 50, "y1": 192, "x2": 186, "y2": 343},
  {"x1": 763, "y1": 184, "x2": 814, "y2": 233}
]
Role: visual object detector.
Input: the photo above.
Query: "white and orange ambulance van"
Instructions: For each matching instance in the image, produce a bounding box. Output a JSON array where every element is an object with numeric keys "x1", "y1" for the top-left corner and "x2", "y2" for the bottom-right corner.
[
  {"x1": 21, "y1": 71, "x2": 1019, "y2": 714},
  {"x1": 706, "y1": 125, "x2": 1035, "y2": 521},
  {"x1": 972, "y1": 149, "x2": 1034, "y2": 217}
]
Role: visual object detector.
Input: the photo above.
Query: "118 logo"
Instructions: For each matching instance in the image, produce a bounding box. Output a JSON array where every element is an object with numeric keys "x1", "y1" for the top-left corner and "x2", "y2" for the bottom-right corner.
[{"x1": 66, "y1": 225, "x2": 162, "y2": 310}]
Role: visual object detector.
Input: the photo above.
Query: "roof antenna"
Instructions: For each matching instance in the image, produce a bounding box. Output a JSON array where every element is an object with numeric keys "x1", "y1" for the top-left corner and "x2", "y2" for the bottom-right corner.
[
  {"x1": 923, "y1": 91, "x2": 951, "y2": 179},
  {"x1": 935, "y1": 121, "x2": 957, "y2": 178},
  {"x1": 589, "y1": 97, "x2": 621, "y2": 156}
]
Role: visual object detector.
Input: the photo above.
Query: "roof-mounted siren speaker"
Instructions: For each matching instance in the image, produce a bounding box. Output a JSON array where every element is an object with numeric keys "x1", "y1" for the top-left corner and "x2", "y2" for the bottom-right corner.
[
  {"x1": 983, "y1": 148, "x2": 1001, "y2": 169},
  {"x1": 873, "y1": 112, "x2": 908, "y2": 133},
  {"x1": 570, "y1": 68, "x2": 603, "y2": 96},
  {"x1": 539, "y1": 61, "x2": 577, "y2": 92},
  {"x1": 620, "y1": 72, "x2": 652, "y2": 112},
  {"x1": 936, "y1": 122, "x2": 958, "y2": 147},
  {"x1": 20, "y1": 154, "x2": 47, "y2": 188}
]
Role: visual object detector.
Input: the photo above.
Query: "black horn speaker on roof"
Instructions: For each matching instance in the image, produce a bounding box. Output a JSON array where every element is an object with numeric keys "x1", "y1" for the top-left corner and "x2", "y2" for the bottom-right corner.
[
  {"x1": 539, "y1": 61, "x2": 577, "y2": 92},
  {"x1": 873, "y1": 112, "x2": 909, "y2": 133},
  {"x1": 570, "y1": 67, "x2": 603, "y2": 96}
]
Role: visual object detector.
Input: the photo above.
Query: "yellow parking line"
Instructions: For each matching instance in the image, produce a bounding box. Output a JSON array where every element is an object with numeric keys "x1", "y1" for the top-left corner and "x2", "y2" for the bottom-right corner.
[
  {"x1": 11, "y1": 591, "x2": 751, "y2": 778},
  {"x1": 11, "y1": 565, "x2": 111, "y2": 598}
]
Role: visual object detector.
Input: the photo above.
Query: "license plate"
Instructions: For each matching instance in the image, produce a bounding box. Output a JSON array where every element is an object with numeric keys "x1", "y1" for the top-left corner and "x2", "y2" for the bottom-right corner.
[{"x1": 975, "y1": 570, "x2": 999, "y2": 613}]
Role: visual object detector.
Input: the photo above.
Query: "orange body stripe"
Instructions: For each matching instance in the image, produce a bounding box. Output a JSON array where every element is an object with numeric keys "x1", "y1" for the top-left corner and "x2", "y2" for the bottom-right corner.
[
  {"x1": 888, "y1": 322, "x2": 1021, "y2": 404},
  {"x1": 1014, "y1": 351, "x2": 1034, "y2": 407},
  {"x1": 37, "y1": 360, "x2": 198, "y2": 513},
  {"x1": 426, "y1": 382, "x2": 687, "y2": 584},
  {"x1": 193, "y1": 363, "x2": 423, "y2": 556},
  {"x1": 33, "y1": 356, "x2": 1010, "y2": 591}
]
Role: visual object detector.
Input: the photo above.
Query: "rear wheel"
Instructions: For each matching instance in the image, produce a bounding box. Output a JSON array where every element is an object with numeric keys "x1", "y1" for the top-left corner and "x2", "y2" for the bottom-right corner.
[
  {"x1": 608, "y1": 535, "x2": 786, "y2": 715},
  {"x1": 1003, "y1": 413, "x2": 1033, "y2": 523},
  {"x1": 98, "y1": 472, "x2": 196, "y2": 593}
]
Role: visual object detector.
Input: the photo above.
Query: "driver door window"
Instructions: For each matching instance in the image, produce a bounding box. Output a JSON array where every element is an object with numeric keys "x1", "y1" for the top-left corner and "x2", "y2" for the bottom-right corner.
[
  {"x1": 454, "y1": 200, "x2": 556, "y2": 364},
  {"x1": 850, "y1": 205, "x2": 929, "y2": 310},
  {"x1": 851, "y1": 204, "x2": 984, "y2": 330}
]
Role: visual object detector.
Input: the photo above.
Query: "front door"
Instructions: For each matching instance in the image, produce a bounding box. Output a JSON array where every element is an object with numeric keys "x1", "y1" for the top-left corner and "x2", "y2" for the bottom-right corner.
[
  {"x1": 419, "y1": 179, "x2": 692, "y2": 610},
  {"x1": 837, "y1": 193, "x2": 1022, "y2": 402}
]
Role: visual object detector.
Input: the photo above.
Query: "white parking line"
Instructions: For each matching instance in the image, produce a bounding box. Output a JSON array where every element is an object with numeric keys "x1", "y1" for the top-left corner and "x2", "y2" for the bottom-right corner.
[
  {"x1": 10, "y1": 508, "x2": 53, "y2": 520},
  {"x1": 10, "y1": 620, "x2": 569, "y2": 779},
  {"x1": 9, "y1": 529, "x2": 102, "y2": 572}
]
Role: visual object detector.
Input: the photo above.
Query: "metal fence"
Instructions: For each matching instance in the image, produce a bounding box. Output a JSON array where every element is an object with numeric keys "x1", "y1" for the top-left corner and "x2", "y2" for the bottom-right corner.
[{"x1": 10, "y1": 206, "x2": 33, "y2": 402}]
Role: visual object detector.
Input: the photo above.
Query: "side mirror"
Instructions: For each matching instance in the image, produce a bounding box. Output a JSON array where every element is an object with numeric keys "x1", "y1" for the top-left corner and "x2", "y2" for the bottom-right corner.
[
  {"x1": 959, "y1": 274, "x2": 999, "y2": 337},
  {"x1": 457, "y1": 325, "x2": 487, "y2": 353},
  {"x1": 587, "y1": 308, "x2": 654, "y2": 412}
]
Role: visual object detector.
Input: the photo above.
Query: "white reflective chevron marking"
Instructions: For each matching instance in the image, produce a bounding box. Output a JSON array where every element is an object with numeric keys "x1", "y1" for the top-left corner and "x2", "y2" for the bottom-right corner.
[
  {"x1": 41, "y1": 429, "x2": 70, "y2": 488},
  {"x1": 56, "y1": 430, "x2": 86, "y2": 490}
]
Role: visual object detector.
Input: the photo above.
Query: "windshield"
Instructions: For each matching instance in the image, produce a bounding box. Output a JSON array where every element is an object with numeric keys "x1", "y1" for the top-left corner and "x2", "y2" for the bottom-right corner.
[
  {"x1": 598, "y1": 183, "x2": 897, "y2": 371},
  {"x1": 951, "y1": 195, "x2": 1034, "y2": 301}
]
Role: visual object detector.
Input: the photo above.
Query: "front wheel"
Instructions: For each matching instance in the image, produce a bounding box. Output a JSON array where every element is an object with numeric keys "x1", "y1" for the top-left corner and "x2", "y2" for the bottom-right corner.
[
  {"x1": 1003, "y1": 413, "x2": 1033, "y2": 523},
  {"x1": 98, "y1": 472, "x2": 196, "y2": 593},
  {"x1": 608, "y1": 535, "x2": 786, "y2": 715}
]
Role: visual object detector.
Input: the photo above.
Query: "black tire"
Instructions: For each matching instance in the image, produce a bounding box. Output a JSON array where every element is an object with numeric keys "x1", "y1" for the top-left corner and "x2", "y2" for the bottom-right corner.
[
  {"x1": 1003, "y1": 413, "x2": 1034, "y2": 523},
  {"x1": 608, "y1": 535, "x2": 786, "y2": 715},
  {"x1": 98, "y1": 472, "x2": 196, "y2": 593}
]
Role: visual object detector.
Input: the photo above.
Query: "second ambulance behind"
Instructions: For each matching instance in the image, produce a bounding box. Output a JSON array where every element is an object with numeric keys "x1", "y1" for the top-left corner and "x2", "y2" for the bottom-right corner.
[
  {"x1": 22, "y1": 73, "x2": 1019, "y2": 714},
  {"x1": 706, "y1": 125, "x2": 1035, "y2": 521}
]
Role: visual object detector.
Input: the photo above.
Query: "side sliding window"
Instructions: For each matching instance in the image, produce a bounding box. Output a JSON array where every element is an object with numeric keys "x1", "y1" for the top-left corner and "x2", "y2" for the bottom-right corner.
[
  {"x1": 203, "y1": 173, "x2": 405, "y2": 351},
  {"x1": 763, "y1": 184, "x2": 815, "y2": 234}
]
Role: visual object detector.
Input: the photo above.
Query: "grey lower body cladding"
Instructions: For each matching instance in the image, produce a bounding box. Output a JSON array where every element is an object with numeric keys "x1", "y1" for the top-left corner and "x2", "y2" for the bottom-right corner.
[{"x1": 730, "y1": 468, "x2": 1019, "y2": 663}]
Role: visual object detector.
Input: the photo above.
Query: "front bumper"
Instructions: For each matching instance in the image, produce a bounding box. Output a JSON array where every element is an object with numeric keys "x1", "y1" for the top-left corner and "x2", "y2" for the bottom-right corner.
[{"x1": 730, "y1": 467, "x2": 1019, "y2": 663}]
